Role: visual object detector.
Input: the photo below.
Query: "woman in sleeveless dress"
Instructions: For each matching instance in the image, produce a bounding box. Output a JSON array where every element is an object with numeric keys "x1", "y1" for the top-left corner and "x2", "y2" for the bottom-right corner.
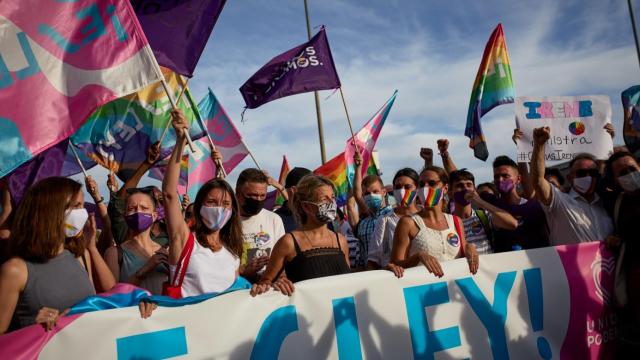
[
  {"x1": 104, "y1": 190, "x2": 169, "y2": 295},
  {"x1": 0, "y1": 177, "x2": 111, "y2": 333},
  {"x1": 250, "y1": 174, "x2": 350, "y2": 297},
  {"x1": 389, "y1": 166, "x2": 479, "y2": 278}
]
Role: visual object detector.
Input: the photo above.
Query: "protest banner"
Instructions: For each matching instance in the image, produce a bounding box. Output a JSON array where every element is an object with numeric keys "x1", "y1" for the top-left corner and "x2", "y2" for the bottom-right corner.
[
  {"x1": 515, "y1": 96, "x2": 614, "y2": 162},
  {"x1": 0, "y1": 242, "x2": 615, "y2": 359}
]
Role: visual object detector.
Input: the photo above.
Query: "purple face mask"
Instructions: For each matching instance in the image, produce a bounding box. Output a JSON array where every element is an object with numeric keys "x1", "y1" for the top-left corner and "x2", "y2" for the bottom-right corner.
[
  {"x1": 155, "y1": 205, "x2": 165, "y2": 221},
  {"x1": 497, "y1": 179, "x2": 514, "y2": 194},
  {"x1": 453, "y1": 190, "x2": 470, "y2": 206},
  {"x1": 125, "y1": 212, "x2": 154, "y2": 232}
]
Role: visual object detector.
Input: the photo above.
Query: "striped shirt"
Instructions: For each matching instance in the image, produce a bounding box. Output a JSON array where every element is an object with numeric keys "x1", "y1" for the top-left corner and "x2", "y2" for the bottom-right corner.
[
  {"x1": 356, "y1": 206, "x2": 393, "y2": 268},
  {"x1": 461, "y1": 209, "x2": 493, "y2": 254},
  {"x1": 368, "y1": 212, "x2": 401, "y2": 267}
]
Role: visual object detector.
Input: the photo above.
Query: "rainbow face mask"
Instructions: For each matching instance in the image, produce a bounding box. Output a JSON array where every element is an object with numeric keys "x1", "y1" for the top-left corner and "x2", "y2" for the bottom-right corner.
[
  {"x1": 417, "y1": 187, "x2": 444, "y2": 208},
  {"x1": 393, "y1": 188, "x2": 417, "y2": 207}
]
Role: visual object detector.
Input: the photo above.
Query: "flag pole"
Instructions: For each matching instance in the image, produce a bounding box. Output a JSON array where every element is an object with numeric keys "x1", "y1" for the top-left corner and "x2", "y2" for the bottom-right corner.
[
  {"x1": 159, "y1": 77, "x2": 196, "y2": 153},
  {"x1": 304, "y1": 0, "x2": 327, "y2": 164},
  {"x1": 338, "y1": 87, "x2": 360, "y2": 153},
  {"x1": 158, "y1": 77, "x2": 190, "y2": 145},
  {"x1": 241, "y1": 139, "x2": 262, "y2": 170},
  {"x1": 628, "y1": 0, "x2": 640, "y2": 70},
  {"x1": 68, "y1": 142, "x2": 88, "y2": 178}
]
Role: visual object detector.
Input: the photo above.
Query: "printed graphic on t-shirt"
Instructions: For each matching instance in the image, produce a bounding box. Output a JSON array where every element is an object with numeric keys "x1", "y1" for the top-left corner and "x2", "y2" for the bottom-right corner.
[
  {"x1": 470, "y1": 220, "x2": 484, "y2": 235},
  {"x1": 247, "y1": 247, "x2": 272, "y2": 263}
]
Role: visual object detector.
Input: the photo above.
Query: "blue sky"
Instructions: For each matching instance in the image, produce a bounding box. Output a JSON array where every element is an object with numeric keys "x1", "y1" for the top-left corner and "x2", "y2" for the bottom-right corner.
[{"x1": 80, "y1": 0, "x2": 640, "y2": 197}]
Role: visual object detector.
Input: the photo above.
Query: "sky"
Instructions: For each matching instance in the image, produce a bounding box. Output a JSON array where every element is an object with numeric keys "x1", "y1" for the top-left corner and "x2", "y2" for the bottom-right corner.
[{"x1": 78, "y1": 0, "x2": 640, "y2": 199}]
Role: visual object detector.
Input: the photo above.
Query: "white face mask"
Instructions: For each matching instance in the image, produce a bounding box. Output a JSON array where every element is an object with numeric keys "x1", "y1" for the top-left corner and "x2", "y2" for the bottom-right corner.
[
  {"x1": 64, "y1": 208, "x2": 89, "y2": 238},
  {"x1": 199, "y1": 206, "x2": 232, "y2": 231},
  {"x1": 573, "y1": 176, "x2": 594, "y2": 194},
  {"x1": 618, "y1": 171, "x2": 640, "y2": 192}
]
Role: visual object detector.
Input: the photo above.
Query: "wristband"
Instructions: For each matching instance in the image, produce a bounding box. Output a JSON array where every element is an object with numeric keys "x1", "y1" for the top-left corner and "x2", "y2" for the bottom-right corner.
[{"x1": 95, "y1": 196, "x2": 104, "y2": 204}]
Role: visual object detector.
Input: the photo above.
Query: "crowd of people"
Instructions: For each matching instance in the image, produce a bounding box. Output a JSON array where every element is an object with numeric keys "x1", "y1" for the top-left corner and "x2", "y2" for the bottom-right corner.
[{"x1": 0, "y1": 110, "x2": 637, "y2": 350}]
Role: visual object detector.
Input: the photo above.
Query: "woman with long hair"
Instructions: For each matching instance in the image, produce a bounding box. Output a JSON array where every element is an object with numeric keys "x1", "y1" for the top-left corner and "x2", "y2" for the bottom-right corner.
[
  {"x1": 0, "y1": 177, "x2": 113, "y2": 333},
  {"x1": 250, "y1": 174, "x2": 350, "y2": 297},
  {"x1": 161, "y1": 110, "x2": 244, "y2": 299},
  {"x1": 388, "y1": 166, "x2": 479, "y2": 278}
]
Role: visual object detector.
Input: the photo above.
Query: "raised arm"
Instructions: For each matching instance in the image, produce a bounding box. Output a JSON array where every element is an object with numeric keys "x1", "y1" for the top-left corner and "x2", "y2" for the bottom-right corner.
[
  {"x1": 437, "y1": 139, "x2": 457, "y2": 174},
  {"x1": 345, "y1": 192, "x2": 359, "y2": 230},
  {"x1": 163, "y1": 110, "x2": 191, "y2": 264},
  {"x1": 352, "y1": 150, "x2": 369, "y2": 217},
  {"x1": 420, "y1": 147, "x2": 433, "y2": 168},
  {"x1": 86, "y1": 176, "x2": 114, "y2": 254},
  {"x1": 84, "y1": 213, "x2": 116, "y2": 292},
  {"x1": 530, "y1": 127, "x2": 553, "y2": 206}
]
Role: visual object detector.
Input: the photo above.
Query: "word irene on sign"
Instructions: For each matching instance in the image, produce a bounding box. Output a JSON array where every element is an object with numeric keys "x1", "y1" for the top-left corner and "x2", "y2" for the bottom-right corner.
[{"x1": 522, "y1": 101, "x2": 593, "y2": 119}]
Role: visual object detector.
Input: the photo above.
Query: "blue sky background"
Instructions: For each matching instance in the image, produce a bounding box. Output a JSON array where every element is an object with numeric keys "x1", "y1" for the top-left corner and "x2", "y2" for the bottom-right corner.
[{"x1": 79, "y1": 0, "x2": 640, "y2": 198}]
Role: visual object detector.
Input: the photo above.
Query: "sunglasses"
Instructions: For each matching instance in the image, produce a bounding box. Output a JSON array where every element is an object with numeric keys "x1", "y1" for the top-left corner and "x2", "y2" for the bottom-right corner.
[
  {"x1": 575, "y1": 169, "x2": 600, "y2": 178},
  {"x1": 618, "y1": 166, "x2": 638, "y2": 177},
  {"x1": 419, "y1": 179, "x2": 440, "y2": 188}
]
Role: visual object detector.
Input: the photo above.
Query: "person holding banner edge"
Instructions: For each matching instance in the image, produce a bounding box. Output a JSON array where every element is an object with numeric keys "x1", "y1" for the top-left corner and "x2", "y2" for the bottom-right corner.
[{"x1": 387, "y1": 166, "x2": 478, "y2": 278}]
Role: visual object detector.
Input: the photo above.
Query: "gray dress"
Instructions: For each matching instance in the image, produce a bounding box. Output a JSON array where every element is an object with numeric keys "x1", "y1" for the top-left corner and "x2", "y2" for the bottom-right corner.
[
  {"x1": 119, "y1": 246, "x2": 168, "y2": 295},
  {"x1": 13, "y1": 250, "x2": 95, "y2": 329}
]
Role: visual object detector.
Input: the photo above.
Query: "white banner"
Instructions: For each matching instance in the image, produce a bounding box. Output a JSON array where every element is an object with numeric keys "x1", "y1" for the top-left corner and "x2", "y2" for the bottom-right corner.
[
  {"x1": 515, "y1": 96, "x2": 614, "y2": 162},
  {"x1": 8, "y1": 243, "x2": 615, "y2": 359}
]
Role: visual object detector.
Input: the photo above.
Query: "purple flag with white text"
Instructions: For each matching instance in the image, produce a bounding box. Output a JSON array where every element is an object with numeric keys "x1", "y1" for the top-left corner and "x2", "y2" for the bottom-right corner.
[
  {"x1": 239, "y1": 27, "x2": 341, "y2": 109},
  {"x1": 131, "y1": 0, "x2": 227, "y2": 77}
]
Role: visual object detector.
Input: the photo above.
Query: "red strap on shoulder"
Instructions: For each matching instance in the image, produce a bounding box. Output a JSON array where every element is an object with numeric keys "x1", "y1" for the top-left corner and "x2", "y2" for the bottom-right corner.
[
  {"x1": 452, "y1": 215, "x2": 466, "y2": 257},
  {"x1": 172, "y1": 232, "x2": 195, "y2": 287}
]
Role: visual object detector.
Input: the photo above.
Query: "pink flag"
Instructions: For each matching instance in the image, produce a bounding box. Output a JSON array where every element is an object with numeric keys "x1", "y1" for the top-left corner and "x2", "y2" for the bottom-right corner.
[
  {"x1": 187, "y1": 88, "x2": 249, "y2": 199},
  {"x1": 345, "y1": 91, "x2": 397, "y2": 186},
  {"x1": 0, "y1": 0, "x2": 161, "y2": 177}
]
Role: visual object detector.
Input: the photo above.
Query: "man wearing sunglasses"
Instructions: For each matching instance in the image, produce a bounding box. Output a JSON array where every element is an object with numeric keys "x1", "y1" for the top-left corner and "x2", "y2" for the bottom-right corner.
[{"x1": 531, "y1": 127, "x2": 613, "y2": 245}]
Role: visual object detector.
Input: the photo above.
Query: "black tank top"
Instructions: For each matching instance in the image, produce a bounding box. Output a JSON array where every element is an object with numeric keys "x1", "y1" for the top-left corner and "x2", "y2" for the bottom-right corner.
[{"x1": 283, "y1": 232, "x2": 350, "y2": 283}]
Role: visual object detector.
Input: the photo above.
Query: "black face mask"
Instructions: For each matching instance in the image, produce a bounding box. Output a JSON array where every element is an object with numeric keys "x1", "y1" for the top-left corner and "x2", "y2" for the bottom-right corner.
[{"x1": 242, "y1": 197, "x2": 264, "y2": 216}]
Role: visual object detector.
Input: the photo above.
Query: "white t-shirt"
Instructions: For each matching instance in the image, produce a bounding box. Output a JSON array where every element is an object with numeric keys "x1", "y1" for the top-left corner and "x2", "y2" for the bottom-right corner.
[
  {"x1": 543, "y1": 186, "x2": 613, "y2": 245},
  {"x1": 240, "y1": 209, "x2": 286, "y2": 268}
]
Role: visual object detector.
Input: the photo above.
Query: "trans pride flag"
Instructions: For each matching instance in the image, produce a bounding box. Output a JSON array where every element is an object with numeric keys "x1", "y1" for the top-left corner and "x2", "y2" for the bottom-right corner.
[
  {"x1": 0, "y1": 0, "x2": 162, "y2": 178},
  {"x1": 275, "y1": 155, "x2": 290, "y2": 206},
  {"x1": 186, "y1": 88, "x2": 249, "y2": 200},
  {"x1": 63, "y1": 67, "x2": 205, "y2": 181},
  {"x1": 465, "y1": 23, "x2": 515, "y2": 161},
  {"x1": 345, "y1": 91, "x2": 397, "y2": 188}
]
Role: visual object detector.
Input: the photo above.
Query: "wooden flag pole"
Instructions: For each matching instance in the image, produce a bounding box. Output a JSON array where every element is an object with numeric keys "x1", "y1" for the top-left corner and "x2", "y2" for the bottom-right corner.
[
  {"x1": 68, "y1": 142, "x2": 88, "y2": 178},
  {"x1": 241, "y1": 139, "x2": 262, "y2": 170},
  {"x1": 339, "y1": 87, "x2": 360, "y2": 153},
  {"x1": 159, "y1": 77, "x2": 189, "y2": 144},
  {"x1": 159, "y1": 77, "x2": 196, "y2": 153}
]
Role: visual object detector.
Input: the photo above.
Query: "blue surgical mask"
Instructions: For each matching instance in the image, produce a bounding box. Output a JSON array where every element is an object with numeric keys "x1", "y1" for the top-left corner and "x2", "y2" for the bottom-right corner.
[{"x1": 364, "y1": 194, "x2": 384, "y2": 211}]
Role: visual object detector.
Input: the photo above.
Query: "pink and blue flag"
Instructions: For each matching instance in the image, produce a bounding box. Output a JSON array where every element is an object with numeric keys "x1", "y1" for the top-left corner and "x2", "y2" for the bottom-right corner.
[
  {"x1": 131, "y1": 0, "x2": 227, "y2": 77},
  {"x1": 345, "y1": 91, "x2": 397, "y2": 188},
  {"x1": 187, "y1": 88, "x2": 249, "y2": 200},
  {"x1": 0, "y1": 0, "x2": 162, "y2": 178}
]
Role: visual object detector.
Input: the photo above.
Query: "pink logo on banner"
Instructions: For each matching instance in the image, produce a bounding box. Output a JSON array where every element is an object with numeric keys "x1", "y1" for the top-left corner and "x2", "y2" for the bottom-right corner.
[{"x1": 557, "y1": 242, "x2": 616, "y2": 359}]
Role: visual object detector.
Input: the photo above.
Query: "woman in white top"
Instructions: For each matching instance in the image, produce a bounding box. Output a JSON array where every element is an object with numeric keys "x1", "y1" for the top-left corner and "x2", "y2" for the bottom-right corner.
[
  {"x1": 388, "y1": 166, "x2": 479, "y2": 278},
  {"x1": 161, "y1": 110, "x2": 243, "y2": 298}
]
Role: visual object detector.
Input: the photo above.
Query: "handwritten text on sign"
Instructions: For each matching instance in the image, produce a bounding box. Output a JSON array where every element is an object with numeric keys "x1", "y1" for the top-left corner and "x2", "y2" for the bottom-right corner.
[{"x1": 515, "y1": 96, "x2": 614, "y2": 162}]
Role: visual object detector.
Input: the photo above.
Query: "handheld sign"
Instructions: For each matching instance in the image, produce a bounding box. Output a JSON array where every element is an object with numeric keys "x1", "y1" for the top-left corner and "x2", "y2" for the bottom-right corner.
[{"x1": 515, "y1": 96, "x2": 614, "y2": 162}]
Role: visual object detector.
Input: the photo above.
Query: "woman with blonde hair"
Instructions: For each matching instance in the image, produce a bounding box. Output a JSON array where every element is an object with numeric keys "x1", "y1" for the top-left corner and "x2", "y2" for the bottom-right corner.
[{"x1": 250, "y1": 174, "x2": 350, "y2": 296}]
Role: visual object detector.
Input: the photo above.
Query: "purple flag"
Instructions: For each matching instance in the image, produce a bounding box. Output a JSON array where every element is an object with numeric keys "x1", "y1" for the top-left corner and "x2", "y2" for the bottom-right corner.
[
  {"x1": 131, "y1": 0, "x2": 227, "y2": 77},
  {"x1": 239, "y1": 27, "x2": 341, "y2": 109},
  {"x1": 7, "y1": 140, "x2": 68, "y2": 206}
]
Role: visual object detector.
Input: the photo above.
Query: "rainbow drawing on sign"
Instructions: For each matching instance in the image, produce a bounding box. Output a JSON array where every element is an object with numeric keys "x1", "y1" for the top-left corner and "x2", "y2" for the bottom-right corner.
[{"x1": 569, "y1": 121, "x2": 585, "y2": 136}]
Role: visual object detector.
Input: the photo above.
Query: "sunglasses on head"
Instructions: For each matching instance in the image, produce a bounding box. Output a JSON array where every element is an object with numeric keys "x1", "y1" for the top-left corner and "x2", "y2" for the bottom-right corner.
[
  {"x1": 575, "y1": 169, "x2": 600, "y2": 178},
  {"x1": 618, "y1": 166, "x2": 638, "y2": 177},
  {"x1": 419, "y1": 179, "x2": 440, "y2": 188}
]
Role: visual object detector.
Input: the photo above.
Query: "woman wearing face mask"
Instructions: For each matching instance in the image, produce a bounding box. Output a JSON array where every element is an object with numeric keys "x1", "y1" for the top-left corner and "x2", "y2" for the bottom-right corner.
[
  {"x1": 367, "y1": 168, "x2": 419, "y2": 270},
  {"x1": 0, "y1": 177, "x2": 100, "y2": 333},
  {"x1": 104, "y1": 190, "x2": 168, "y2": 295},
  {"x1": 250, "y1": 175, "x2": 350, "y2": 297},
  {"x1": 388, "y1": 166, "x2": 479, "y2": 278},
  {"x1": 161, "y1": 110, "x2": 244, "y2": 300}
]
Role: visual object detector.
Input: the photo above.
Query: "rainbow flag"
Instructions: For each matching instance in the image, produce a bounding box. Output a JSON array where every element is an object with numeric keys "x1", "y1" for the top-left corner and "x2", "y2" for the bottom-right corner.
[
  {"x1": 465, "y1": 23, "x2": 515, "y2": 161},
  {"x1": 62, "y1": 67, "x2": 205, "y2": 181},
  {"x1": 345, "y1": 91, "x2": 397, "y2": 188},
  {"x1": 148, "y1": 153, "x2": 189, "y2": 195},
  {"x1": 314, "y1": 151, "x2": 379, "y2": 207},
  {"x1": 275, "y1": 155, "x2": 290, "y2": 206}
]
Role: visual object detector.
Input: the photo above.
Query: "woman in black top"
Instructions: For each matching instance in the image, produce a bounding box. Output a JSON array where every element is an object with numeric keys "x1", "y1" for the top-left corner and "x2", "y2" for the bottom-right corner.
[{"x1": 250, "y1": 175, "x2": 350, "y2": 296}]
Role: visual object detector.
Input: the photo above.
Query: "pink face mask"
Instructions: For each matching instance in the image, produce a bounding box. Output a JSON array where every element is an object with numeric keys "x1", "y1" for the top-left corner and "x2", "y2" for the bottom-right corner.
[{"x1": 200, "y1": 206, "x2": 232, "y2": 231}]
